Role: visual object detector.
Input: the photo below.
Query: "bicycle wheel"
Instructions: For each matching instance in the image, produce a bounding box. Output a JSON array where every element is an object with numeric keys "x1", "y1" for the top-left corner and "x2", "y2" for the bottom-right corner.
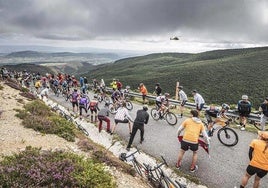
[
  {"x1": 78, "y1": 124, "x2": 89, "y2": 136},
  {"x1": 109, "y1": 104, "x2": 117, "y2": 114},
  {"x1": 132, "y1": 160, "x2": 147, "y2": 178},
  {"x1": 160, "y1": 177, "x2": 179, "y2": 188},
  {"x1": 126, "y1": 101, "x2": 133, "y2": 110},
  {"x1": 217, "y1": 127, "x2": 238, "y2": 147},
  {"x1": 165, "y1": 112, "x2": 177, "y2": 126},
  {"x1": 151, "y1": 108, "x2": 160, "y2": 120}
]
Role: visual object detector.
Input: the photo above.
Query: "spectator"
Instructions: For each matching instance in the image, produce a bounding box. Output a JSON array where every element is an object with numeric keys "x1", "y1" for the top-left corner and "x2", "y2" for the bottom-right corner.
[
  {"x1": 97, "y1": 102, "x2": 111, "y2": 133},
  {"x1": 126, "y1": 105, "x2": 149, "y2": 151},
  {"x1": 178, "y1": 86, "x2": 188, "y2": 118},
  {"x1": 237, "y1": 95, "x2": 252, "y2": 131},
  {"x1": 258, "y1": 97, "x2": 268, "y2": 131},
  {"x1": 176, "y1": 110, "x2": 210, "y2": 172},
  {"x1": 88, "y1": 95, "x2": 100, "y2": 123},
  {"x1": 239, "y1": 131, "x2": 268, "y2": 188},
  {"x1": 71, "y1": 89, "x2": 80, "y2": 113},
  {"x1": 192, "y1": 90, "x2": 205, "y2": 115},
  {"x1": 138, "y1": 83, "x2": 148, "y2": 104},
  {"x1": 111, "y1": 102, "x2": 133, "y2": 135},
  {"x1": 154, "y1": 83, "x2": 162, "y2": 96},
  {"x1": 79, "y1": 94, "x2": 89, "y2": 120},
  {"x1": 40, "y1": 86, "x2": 49, "y2": 100}
]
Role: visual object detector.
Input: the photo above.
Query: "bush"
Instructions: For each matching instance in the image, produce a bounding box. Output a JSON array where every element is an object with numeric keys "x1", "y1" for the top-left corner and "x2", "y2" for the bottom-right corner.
[
  {"x1": 16, "y1": 100, "x2": 76, "y2": 142},
  {"x1": 0, "y1": 146, "x2": 116, "y2": 188}
]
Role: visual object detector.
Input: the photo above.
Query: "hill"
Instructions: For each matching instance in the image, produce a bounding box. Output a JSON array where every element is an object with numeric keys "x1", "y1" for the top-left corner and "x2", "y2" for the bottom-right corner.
[{"x1": 82, "y1": 46, "x2": 268, "y2": 108}]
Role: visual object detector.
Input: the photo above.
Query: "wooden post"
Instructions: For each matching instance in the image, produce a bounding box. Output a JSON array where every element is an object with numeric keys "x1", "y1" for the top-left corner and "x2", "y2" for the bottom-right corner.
[
  {"x1": 175, "y1": 82, "x2": 179, "y2": 100},
  {"x1": 175, "y1": 82, "x2": 179, "y2": 109}
]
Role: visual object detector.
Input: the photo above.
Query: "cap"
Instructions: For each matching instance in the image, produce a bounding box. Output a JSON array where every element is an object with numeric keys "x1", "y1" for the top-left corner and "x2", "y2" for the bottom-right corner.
[
  {"x1": 242, "y1": 95, "x2": 248, "y2": 100},
  {"x1": 192, "y1": 89, "x2": 197, "y2": 93},
  {"x1": 258, "y1": 131, "x2": 268, "y2": 140},
  {"x1": 178, "y1": 86, "x2": 183, "y2": 89}
]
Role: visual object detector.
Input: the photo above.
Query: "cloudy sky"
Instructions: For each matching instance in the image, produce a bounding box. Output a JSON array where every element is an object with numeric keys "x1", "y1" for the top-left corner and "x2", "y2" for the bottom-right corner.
[{"x1": 0, "y1": 0, "x2": 268, "y2": 53}]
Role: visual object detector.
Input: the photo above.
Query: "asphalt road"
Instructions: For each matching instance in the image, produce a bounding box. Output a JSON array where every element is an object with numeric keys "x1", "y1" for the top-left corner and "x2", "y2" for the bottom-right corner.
[{"x1": 48, "y1": 91, "x2": 268, "y2": 188}]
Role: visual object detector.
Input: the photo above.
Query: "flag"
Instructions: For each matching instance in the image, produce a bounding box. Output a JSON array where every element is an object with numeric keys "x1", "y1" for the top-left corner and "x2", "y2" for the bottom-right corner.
[{"x1": 178, "y1": 136, "x2": 210, "y2": 157}]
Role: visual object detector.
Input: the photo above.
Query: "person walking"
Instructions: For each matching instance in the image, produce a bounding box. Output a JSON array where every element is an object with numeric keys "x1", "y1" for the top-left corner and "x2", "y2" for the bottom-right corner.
[
  {"x1": 88, "y1": 95, "x2": 100, "y2": 123},
  {"x1": 178, "y1": 86, "x2": 188, "y2": 118},
  {"x1": 259, "y1": 97, "x2": 268, "y2": 131},
  {"x1": 237, "y1": 95, "x2": 252, "y2": 131},
  {"x1": 138, "y1": 83, "x2": 148, "y2": 104},
  {"x1": 192, "y1": 90, "x2": 205, "y2": 115},
  {"x1": 239, "y1": 131, "x2": 268, "y2": 188},
  {"x1": 176, "y1": 110, "x2": 210, "y2": 172},
  {"x1": 78, "y1": 94, "x2": 89, "y2": 120},
  {"x1": 98, "y1": 102, "x2": 111, "y2": 133},
  {"x1": 111, "y1": 102, "x2": 133, "y2": 135},
  {"x1": 126, "y1": 105, "x2": 149, "y2": 151}
]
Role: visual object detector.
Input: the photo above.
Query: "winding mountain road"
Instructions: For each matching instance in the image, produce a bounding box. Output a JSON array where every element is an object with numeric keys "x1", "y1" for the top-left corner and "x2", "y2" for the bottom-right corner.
[{"x1": 49, "y1": 91, "x2": 268, "y2": 188}]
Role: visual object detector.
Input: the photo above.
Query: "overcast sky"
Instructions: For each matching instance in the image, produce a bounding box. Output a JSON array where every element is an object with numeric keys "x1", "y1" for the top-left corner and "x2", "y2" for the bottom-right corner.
[{"x1": 0, "y1": 0, "x2": 268, "y2": 53}]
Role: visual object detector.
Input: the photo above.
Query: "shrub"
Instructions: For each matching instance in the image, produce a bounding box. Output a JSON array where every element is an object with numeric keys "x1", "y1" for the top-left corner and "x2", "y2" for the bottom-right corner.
[
  {"x1": 16, "y1": 100, "x2": 76, "y2": 142},
  {"x1": 0, "y1": 146, "x2": 116, "y2": 188}
]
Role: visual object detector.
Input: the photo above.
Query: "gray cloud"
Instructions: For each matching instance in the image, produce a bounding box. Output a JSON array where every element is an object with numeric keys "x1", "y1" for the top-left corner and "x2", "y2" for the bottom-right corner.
[{"x1": 0, "y1": 0, "x2": 268, "y2": 50}]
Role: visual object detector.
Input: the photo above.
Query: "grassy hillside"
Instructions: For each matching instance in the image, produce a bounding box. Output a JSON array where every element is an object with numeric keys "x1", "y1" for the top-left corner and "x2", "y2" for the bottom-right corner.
[{"x1": 82, "y1": 46, "x2": 268, "y2": 109}]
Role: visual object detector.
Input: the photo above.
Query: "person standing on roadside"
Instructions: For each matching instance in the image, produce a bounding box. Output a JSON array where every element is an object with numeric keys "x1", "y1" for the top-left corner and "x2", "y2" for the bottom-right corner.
[
  {"x1": 111, "y1": 102, "x2": 133, "y2": 135},
  {"x1": 237, "y1": 95, "x2": 251, "y2": 131},
  {"x1": 138, "y1": 83, "x2": 148, "y2": 104},
  {"x1": 192, "y1": 90, "x2": 205, "y2": 115},
  {"x1": 239, "y1": 131, "x2": 268, "y2": 188},
  {"x1": 97, "y1": 102, "x2": 111, "y2": 133},
  {"x1": 126, "y1": 105, "x2": 149, "y2": 151},
  {"x1": 178, "y1": 86, "x2": 188, "y2": 118},
  {"x1": 176, "y1": 110, "x2": 210, "y2": 172},
  {"x1": 259, "y1": 97, "x2": 268, "y2": 131},
  {"x1": 154, "y1": 83, "x2": 162, "y2": 96}
]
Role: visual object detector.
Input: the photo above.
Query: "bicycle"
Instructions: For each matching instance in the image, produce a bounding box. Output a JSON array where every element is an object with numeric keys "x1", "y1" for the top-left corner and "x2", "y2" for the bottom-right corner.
[
  {"x1": 74, "y1": 120, "x2": 89, "y2": 136},
  {"x1": 120, "y1": 150, "x2": 186, "y2": 188},
  {"x1": 203, "y1": 119, "x2": 238, "y2": 147},
  {"x1": 151, "y1": 106, "x2": 177, "y2": 126},
  {"x1": 108, "y1": 100, "x2": 133, "y2": 114},
  {"x1": 97, "y1": 92, "x2": 110, "y2": 104}
]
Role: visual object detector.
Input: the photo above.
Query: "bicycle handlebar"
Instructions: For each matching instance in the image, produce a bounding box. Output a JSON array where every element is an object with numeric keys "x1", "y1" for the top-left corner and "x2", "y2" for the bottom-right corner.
[{"x1": 125, "y1": 149, "x2": 140, "y2": 159}]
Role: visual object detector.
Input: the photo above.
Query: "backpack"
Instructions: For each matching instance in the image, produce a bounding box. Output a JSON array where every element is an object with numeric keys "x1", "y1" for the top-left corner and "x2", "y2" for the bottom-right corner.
[
  {"x1": 89, "y1": 100, "x2": 97, "y2": 110},
  {"x1": 79, "y1": 97, "x2": 87, "y2": 105},
  {"x1": 238, "y1": 101, "x2": 251, "y2": 113}
]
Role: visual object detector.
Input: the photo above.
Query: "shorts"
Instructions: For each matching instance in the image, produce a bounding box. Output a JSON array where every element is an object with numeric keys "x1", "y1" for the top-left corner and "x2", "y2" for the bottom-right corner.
[
  {"x1": 181, "y1": 100, "x2": 187, "y2": 107},
  {"x1": 115, "y1": 119, "x2": 129, "y2": 124},
  {"x1": 246, "y1": 165, "x2": 268, "y2": 178},
  {"x1": 181, "y1": 140, "x2": 199, "y2": 152},
  {"x1": 196, "y1": 103, "x2": 205, "y2": 111}
]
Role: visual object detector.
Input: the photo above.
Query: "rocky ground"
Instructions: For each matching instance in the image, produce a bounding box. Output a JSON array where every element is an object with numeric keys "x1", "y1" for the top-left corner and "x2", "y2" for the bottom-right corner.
[{"x1": 0, "y1": 82, "x2": 149, "y2": 188}]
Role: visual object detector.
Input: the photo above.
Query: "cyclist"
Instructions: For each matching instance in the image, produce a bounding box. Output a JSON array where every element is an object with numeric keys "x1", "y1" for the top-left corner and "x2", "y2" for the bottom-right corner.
[
  {"x1": 111, "y1": 89, "x2": 121, "y2": 103},
  {"x1": 178, "y1": 86, "x2": 188, "y2": 118},
  {"x1": 122, "y1": 85, "x2": 130, "y2": 99},
  {"x1": 205, "y1": 103, "x2": 232, "y2": 136},
  {"x1": 155, "y1": 93, "x2": 170, "y2": 118},
  {"x1": 237, "y1": 95, "x2": 252, "y2": 131}
]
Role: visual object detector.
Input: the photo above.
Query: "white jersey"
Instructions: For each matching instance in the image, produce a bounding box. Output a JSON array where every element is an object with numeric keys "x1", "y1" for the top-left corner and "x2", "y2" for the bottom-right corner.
[{"x1": 179, "y1": 90, "x2": 188, "y2": 101}]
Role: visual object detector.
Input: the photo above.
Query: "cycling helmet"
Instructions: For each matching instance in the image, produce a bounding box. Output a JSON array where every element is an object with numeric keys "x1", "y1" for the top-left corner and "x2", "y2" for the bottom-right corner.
[
  {"x1": 221, "y1": 103, "x2": 230, "y2": 110},
  {"x1": 164, "y1": 93, "x2": 170, "y2": 97},
  {"x1": 242, "y1": 95, "x2": 248, "y2": 100},
  {"x1": 126, "y1": 85, "x2": 130, "y2": 89}
]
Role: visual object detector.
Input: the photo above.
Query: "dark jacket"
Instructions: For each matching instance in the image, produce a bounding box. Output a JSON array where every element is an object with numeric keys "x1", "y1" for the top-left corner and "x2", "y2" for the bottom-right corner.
[{"x1": 134, "y1": 109, "x2": 149, "y2": 125}]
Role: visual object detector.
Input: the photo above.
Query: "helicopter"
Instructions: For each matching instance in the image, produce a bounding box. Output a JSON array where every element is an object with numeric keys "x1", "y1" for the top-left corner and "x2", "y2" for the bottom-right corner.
[{"x1": 170, "y1": 36, "x2": 179, "y2": 40}]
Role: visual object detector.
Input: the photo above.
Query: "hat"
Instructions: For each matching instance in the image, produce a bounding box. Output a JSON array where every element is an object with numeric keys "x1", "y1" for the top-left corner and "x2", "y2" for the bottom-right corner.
[
  {"x1": 192, "y1": 89, "x2": 197, "y2": 93},
  {"x1": 242, "y1": 95, "x2": 248, "y2": 100},
  {"x1": 265, "y1": 97, "x2": 268, "y2": 101},
  {"x1": 258, "y1": 131, "x2": 268, "y2": 140}
]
